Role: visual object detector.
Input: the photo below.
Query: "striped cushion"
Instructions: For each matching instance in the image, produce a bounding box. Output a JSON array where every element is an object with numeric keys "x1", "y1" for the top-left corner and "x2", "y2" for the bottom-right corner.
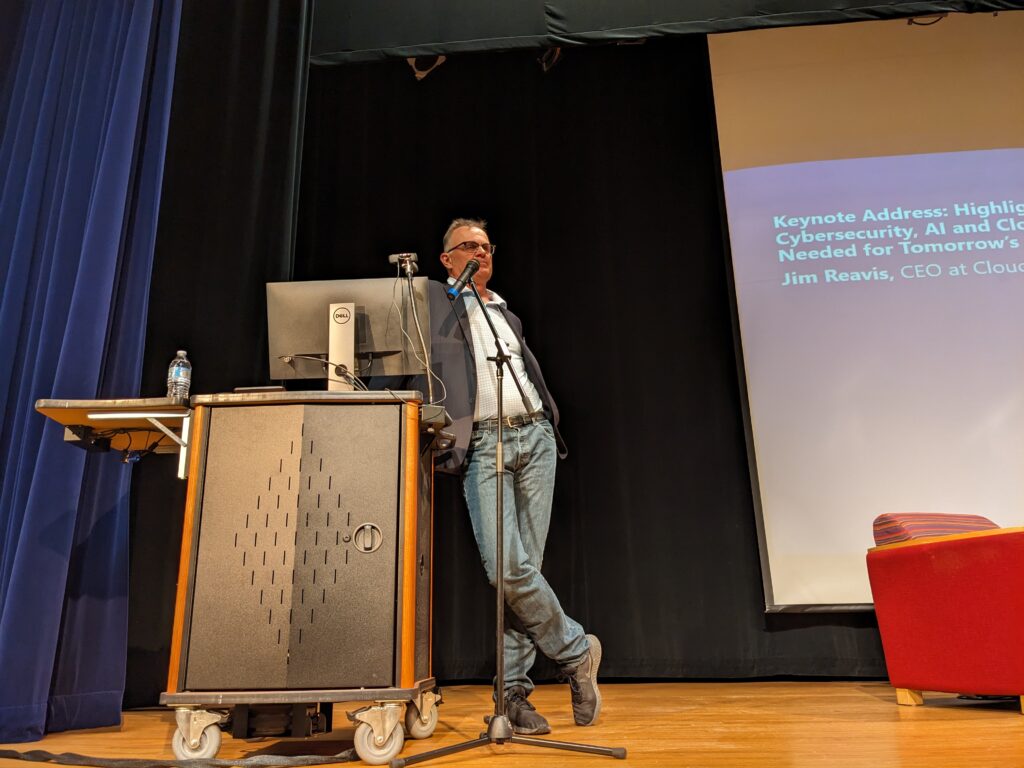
[{"x1": 872, "y1": 513, "x2": 999, "y2": 546}]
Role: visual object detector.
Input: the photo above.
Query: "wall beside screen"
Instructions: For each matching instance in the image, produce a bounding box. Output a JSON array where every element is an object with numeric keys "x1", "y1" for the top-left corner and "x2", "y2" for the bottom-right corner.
[{"x1": 709, "y1": 12, "x2": 1024, "y2": 608}]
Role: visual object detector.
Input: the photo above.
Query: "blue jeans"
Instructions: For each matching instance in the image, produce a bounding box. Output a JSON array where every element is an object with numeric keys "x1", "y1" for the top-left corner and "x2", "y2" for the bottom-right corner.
[{"x1": 462, "y1": 419, "x2": 588, "y2": 693}]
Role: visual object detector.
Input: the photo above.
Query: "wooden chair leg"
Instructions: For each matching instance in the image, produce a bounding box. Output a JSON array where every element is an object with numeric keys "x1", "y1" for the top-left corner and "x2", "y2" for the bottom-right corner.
[{"x1": 896, "y1": 688, "x2": 924, "y2": 706}]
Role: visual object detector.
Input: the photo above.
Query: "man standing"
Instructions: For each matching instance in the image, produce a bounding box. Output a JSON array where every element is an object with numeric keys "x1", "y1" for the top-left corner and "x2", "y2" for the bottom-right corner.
[{"x1": 433, "y1": 217, "x2": 601, "y2": 735}]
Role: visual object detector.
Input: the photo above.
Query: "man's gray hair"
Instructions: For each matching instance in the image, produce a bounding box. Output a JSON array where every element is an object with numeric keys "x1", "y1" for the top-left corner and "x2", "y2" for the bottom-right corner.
[{"x1": 442, "y1": 217, "x2": 488, "y2": 251}]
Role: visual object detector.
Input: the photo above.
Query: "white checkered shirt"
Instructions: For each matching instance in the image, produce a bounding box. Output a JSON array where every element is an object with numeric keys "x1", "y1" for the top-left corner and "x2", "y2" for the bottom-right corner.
[{"x1": 460, "y1": 289, "x2": 544, "y2": 422}]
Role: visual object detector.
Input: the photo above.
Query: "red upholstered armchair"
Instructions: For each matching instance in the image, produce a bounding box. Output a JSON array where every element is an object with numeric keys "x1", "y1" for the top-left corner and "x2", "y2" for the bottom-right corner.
[{"x1": 866, "y1": 513, "x2": 1024, "y2": 713}]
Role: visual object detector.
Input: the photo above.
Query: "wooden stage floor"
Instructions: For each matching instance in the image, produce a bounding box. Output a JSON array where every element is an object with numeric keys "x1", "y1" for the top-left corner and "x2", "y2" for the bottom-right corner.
[{"x1": 2, "y1": 682, "x2": 1023, "y2": 767}]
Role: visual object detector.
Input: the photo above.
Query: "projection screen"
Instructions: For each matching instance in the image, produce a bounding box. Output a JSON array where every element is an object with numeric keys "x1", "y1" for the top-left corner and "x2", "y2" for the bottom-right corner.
[{"x1": 708, "y1": 12, "x2": 1024, "y2": 608}]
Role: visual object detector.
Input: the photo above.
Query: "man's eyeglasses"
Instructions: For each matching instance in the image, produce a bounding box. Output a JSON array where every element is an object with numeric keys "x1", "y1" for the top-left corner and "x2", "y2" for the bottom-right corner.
[{"x1": 447, "y1": 241, "x2": 496, "y2": 255}]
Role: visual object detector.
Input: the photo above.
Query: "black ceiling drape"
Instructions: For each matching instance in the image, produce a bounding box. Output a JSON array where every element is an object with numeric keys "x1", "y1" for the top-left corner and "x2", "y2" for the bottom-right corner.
[{"x1": 310, "y1": 0, "x2": 1022, "y2": 63}]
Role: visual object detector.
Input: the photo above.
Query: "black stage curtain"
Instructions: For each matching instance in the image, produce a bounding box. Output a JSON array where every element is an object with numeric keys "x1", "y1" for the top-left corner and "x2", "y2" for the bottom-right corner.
[
  {"x1": 296, "y1": 39, "x2": 885, "y2": 682},
  {"x1": 126, "y1": 7, "x2": 887, "y2": 708},
  {"x1": 310, "y1": 0, "x2": 1020, "y2": 63},
  {"x1": 0, "y1": 2, "x2": 28, "y2": 107},
  {"x1": 125, "y1": 0, "x2": 310, "y2": 708}
]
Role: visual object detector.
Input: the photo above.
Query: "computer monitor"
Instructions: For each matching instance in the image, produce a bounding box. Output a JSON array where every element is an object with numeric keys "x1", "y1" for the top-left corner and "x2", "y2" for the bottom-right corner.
[{"x1": 266, "y1": 277, "x2": 430, "y2": 381}]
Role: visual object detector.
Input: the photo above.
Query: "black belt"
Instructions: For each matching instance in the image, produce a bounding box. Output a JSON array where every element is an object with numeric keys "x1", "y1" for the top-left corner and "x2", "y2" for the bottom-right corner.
[{"x1": 473, "y1": 411, "x2": 546, "y2": 430}]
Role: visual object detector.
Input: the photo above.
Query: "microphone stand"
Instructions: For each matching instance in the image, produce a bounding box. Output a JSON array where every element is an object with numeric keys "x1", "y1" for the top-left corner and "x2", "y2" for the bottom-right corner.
[
  {"x1": 392, "y1": 281, "x2": 625, "y2": 767},
  {"x1": 391, "y1": 252, "x2": 434, "y2": 404}
]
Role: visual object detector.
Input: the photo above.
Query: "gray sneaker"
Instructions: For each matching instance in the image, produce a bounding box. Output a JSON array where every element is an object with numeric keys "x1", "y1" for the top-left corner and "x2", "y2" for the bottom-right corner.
[
  {"x1": 504, "y1": 686, "x2": 551, "y2": 735},
  {"x1": 559, "y1": 634, "x2": 602, "y2": 726}
]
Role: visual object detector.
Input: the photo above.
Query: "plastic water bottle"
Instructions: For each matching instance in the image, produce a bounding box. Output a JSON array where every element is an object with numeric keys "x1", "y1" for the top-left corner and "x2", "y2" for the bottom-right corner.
[{"x1": 166, "y1": 350, "x2": 192, "y2": 400}]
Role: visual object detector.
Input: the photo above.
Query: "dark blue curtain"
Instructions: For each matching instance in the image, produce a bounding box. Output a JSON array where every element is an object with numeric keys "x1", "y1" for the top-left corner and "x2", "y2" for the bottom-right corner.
[{"x1": 0, "y1": 0, "x2": 181, "y2": 741}]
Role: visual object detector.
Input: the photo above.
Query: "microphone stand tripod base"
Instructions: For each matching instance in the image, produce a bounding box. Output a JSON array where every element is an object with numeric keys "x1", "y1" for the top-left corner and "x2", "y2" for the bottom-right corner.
[
  {"x1": 390, "y1": 711, "x2": 626, "y2": 768},
  {"x1": 482, "y1": 713, "x2": 514, "y2": 741}
]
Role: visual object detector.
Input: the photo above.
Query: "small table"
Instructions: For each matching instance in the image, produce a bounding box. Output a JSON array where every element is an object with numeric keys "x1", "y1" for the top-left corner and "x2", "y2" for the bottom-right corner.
[{"x1": 35, "y1": 397, "x2": 191, "y2": 476}]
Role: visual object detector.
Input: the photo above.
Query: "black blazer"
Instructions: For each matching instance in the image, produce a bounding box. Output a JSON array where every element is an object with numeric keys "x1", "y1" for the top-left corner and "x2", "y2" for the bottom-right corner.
[{"x1": 424, "y1": 280, "x2": 567, "y2": 473}]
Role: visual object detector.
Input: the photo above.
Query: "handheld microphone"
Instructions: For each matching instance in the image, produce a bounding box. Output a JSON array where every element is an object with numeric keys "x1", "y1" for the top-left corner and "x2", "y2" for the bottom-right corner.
[{"x1": 445, "y1": 259, "x2": 480, "y2": 300}]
